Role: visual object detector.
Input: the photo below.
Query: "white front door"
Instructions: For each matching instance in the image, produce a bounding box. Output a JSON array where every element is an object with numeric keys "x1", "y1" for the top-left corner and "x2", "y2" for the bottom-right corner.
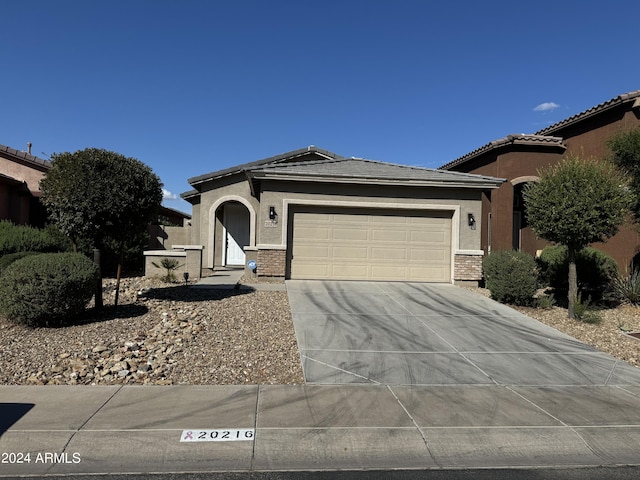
[{"x1": 223, "y1": 203, "x2": 250, "y2": 266}]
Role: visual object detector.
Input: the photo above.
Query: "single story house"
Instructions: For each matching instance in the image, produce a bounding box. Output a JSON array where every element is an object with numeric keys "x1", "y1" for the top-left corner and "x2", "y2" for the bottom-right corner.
[
  {"x1": 439, "y1": 90, "x2": 640, "y2": 270},
  {"x1": 181, "y1": 147, "x2": 504, "y2": 284}
]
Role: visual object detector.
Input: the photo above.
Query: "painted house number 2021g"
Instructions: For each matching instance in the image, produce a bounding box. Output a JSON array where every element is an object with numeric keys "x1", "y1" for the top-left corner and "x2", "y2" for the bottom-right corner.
[{"x1": 180, "y1": 429, "x2": 254, "y2": 442}]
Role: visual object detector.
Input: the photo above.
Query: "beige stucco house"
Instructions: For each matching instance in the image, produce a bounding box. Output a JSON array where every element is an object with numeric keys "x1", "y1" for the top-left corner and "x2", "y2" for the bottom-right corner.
[{"x1": 181, "y1": 147, "x2": 504, "y2": 285}]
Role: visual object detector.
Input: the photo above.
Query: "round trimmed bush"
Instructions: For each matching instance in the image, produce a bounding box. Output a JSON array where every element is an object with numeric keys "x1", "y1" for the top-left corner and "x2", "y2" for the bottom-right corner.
[
  {"x1": 537, "y1": 245, "x2": 617, "y2": 303},
  {"x1": 0, "y1": 251, "x2": 39, "y2": 276},
  {"x1": 483, "y1": 250, "x2": 538, "y2": 306},
  {"x1": 0, "y1": 252, "x2": 99, "y2": 327}
]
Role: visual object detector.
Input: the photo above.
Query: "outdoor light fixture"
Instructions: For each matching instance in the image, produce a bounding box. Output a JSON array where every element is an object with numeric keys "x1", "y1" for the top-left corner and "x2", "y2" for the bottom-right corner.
[
  {"x1": 269, "y1": 206, "x2": 277, "y2": 220},
  {"x1": 468, "y1": 213, "x2": 476, "y2": 229}
]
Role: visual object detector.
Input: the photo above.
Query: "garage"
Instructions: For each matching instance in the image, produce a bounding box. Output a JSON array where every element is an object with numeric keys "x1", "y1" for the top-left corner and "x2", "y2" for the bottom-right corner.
[{"x1": 289, "y1": 207, "x2": 452, "y2": 282}]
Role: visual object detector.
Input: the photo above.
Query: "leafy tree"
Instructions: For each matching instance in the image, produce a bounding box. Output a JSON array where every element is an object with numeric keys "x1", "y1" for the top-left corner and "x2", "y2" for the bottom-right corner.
[
  {"x1": 40, "y1": 148, "x2": 163, "y2": 307},
  {"x1": 608, "y1": 127, "x2": 640, "y2": 220},
  {"x1": 523, "y1": 155, "x2": 632, "y2": 319}
]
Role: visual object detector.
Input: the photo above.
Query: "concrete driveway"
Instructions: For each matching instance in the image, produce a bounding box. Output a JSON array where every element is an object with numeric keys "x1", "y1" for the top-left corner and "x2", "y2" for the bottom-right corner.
[{"x1": 286, "y1": 280, "x2": 640, "y2": 386}]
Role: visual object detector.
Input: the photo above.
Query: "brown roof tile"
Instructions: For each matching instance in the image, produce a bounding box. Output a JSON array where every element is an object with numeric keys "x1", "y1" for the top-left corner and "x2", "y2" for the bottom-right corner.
[
  {"x1": 0, "y1": 143, "x2": 51, "y2": 170},
  {"x1": 535, "y1": 90, "x2": 640, "y2": 136},
  {"x1": 439, "y1": 134, "x2": 565, "y2": 171}
]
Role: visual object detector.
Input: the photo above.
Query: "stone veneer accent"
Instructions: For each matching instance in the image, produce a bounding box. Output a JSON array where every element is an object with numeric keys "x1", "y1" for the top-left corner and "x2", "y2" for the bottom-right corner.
[
  {"x1": 257, "y1": 249, "x2": 286, "y2": 277},
  {"x1": 454, "y1": 254, "x2": 483, "y2": 281}
]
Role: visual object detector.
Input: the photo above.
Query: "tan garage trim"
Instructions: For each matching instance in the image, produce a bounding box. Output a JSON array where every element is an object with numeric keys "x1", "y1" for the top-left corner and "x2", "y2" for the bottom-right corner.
[{"x1": 289, "y1": 206, "x2": 453, "y2": 282}]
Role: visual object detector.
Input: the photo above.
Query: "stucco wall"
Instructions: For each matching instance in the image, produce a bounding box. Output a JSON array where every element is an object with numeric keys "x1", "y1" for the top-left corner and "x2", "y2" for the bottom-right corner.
[
  {"x1": 0, "y1": 156, "x2": 47, "y2": 195},
  {"x1": 195, "y1": 173, "x2": 260, "y2": 268},
  {"x1": 446, "y1": 102, "x2": 640, "y2": 269}
]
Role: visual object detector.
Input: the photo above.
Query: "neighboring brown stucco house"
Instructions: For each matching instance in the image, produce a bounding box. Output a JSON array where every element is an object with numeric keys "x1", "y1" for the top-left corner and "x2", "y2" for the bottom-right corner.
[
  {"x1": 1, "y1": 142, "x2": 191, "y2": 253},
  {"x1": 181, "y1": 146, "x2": 504, "y2": 284},
  {"x1": 440, "y1": 90, "x2": 640, "y2": 270},
  {"x1": 0, "y1": 143, "x2": 51, "y2": 227}
]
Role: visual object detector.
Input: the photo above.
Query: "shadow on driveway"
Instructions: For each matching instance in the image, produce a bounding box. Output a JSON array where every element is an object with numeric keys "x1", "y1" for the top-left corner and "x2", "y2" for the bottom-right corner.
[{"x1": 0, "y1": 403, "x2": 34, "y2": 436}]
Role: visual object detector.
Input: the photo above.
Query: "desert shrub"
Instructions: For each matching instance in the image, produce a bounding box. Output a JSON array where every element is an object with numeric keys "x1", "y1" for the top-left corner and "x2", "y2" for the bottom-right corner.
[
  {"x1": 0, "y1": 251, "x2": 39, "y2": 276},
  {"x1": 611, "y1": 267, "x2": 640, "y2": 305},
  {"x1": 572, "y1": 294, "x2": 602, "y2": 324},
  {"x1": 537, "y1": 245, "x2": 617, "y2": 303},
  {"x1": 483, "y1": 250, "x2": 538, "y2": 306},
  {"x1": 0, "y1": 221, "x2": 70, "y2": 256},
  {"x1": 0, "y1": 252, "x2": 99, "y2": 327},
  {"x1": 536, "y1": 294, "x2": 556, "y2": 309}
]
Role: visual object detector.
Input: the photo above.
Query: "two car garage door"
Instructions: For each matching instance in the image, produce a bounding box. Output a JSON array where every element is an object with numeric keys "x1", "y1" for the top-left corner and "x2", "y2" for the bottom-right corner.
[{"x1": 290, "y1": 207, "x2": 452, "y2": 282}]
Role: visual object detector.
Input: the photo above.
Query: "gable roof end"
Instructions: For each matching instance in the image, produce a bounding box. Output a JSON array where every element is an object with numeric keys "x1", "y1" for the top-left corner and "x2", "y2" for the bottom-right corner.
[{"x1": 186, "y1": 146, "x2": 344, "y2": 187}]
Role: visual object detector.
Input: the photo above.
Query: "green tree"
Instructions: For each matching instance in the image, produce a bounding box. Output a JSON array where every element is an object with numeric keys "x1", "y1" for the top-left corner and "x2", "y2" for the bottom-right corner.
[
  {"x1": 608, "y1": 127, "x2": 640, "y2": 220},
  {"x1": 40, "y1": 148, "x2": 163, "y2": 307},
  {"x1": 523, "y1": 155, "x2": 632, "y2": 319}
]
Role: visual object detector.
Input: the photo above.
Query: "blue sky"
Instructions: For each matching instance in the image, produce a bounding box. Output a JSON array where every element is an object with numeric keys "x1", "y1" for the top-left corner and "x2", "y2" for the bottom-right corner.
[{"x1": 3, "y1": 1, "x2": 639, "y2": 214}]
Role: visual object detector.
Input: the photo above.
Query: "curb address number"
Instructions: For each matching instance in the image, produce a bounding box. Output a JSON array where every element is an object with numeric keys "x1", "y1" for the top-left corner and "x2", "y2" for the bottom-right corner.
[{"x1": 180, "y1": 429, "x2": 254, "y2": 442}]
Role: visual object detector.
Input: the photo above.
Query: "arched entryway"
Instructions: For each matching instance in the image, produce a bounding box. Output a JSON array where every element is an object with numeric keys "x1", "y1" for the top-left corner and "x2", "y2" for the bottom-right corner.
[
  {"x1": 208, "y1": 196, "x2": 256, "y2": 269},
  {"x1": 511, "y1": 176, "x2": 540, "y2": 254},
  {"x1": 221, "y1": 202, "x2": 250, "y2": 266}
]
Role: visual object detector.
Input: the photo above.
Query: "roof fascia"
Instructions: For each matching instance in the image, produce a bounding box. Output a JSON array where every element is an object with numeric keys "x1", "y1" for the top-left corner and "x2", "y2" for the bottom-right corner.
[
  {"x1": 247, "y1": 171, "x2": 505, "y2": 190},
  {"x1": 0, "y1": 144, "x2": 52, "y2": 171}
]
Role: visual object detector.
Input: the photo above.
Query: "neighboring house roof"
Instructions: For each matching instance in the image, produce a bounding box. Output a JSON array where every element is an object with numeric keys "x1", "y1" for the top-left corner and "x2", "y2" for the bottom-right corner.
[
  {"x1": 0, "y1": 143, "x2": 51, "y2": 171},
  {"x1": 247, "y1": 157, "x2": 505, "y2": 189},
  {"x1": 535, "y1": 90, "x2": 640, "y2": 136},
  {"x1": 439, "y1": 134, "x2": 566, "y2": 171},
  {"x1": 439, "y1": 90, "x2": 640, "y2": 171},
  {"x1": 158, "y1": 205, "x2": 191, "y2": 220}
]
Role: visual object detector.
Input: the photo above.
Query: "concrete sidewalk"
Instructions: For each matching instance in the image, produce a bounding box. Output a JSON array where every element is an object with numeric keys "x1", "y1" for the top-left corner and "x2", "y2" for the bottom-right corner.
[
  {"x1": 1, "y1": 383, "x2": 640, "y2": 475},
  {"x1": 194, "y1": 269, "x2": 286, "y2": 291}
]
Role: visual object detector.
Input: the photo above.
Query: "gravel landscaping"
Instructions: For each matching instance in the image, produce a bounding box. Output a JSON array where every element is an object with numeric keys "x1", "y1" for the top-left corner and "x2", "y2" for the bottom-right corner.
[
  {"x1": 0, "y1": 278, "x2": 638, "y2": 386},
  {"x1": 468, "y1": 287, "x2": 640, "y2": 369},
  {"x1": 0, "y1": 277, "x2": 304, "y2": 385}
]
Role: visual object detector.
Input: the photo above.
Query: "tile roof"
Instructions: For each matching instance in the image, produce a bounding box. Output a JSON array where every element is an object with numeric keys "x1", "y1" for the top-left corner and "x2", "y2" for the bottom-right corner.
[
  {"x1": 247, "y1": 157, "x2": 504, "y2": 188},
  {"x1": 535, "y1": 90, "x2": 640, "y2": 136},
  {"x1": 187, "y1": 146, "x2": 343, "y2": 186},
  {"x1": 0, "y1": 143, "x2": 51, "y2": 170},
  {"x1": 439, "y1": 134, "x2": 566, "y2": 171},
  {"x1": 439, "y1": 90, "x2": 640, "y2": 171}
]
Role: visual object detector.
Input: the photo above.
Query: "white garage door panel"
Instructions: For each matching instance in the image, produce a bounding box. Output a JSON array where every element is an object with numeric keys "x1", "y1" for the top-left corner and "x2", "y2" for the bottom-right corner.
[
  {"x1": 333, "y1": 246, "x2": 369, "y2": 259},
  {"x1": 371, "y1": 248, "x2": 407, "y2": 260},
  {"x1": 291, "y1": 209, "x2": 452, "y2": 282},
  {"x1": 295, "y1": 245, "x2": 330, "y2": 258},
  {"x1": 372, "y1": 229, "x2": 408, "y2": 242},
  {"x1": 333, "y1": 228, "x2": 368, "y2": 240}
]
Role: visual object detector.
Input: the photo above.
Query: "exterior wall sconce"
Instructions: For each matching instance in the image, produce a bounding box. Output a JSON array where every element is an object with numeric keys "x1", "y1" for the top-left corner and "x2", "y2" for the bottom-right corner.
[
  {"x1": 269, "y1": 206, "x2": 277, "y2": 221},
  {"x1": 468, "y1": 213, "x2": 476, "y2": 230}
]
